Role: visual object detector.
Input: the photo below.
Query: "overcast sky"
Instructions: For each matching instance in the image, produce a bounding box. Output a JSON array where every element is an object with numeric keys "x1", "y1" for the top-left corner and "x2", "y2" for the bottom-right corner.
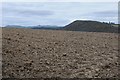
[{"x1": 1, "y1": 2, "x2": 118, "y2": 26}]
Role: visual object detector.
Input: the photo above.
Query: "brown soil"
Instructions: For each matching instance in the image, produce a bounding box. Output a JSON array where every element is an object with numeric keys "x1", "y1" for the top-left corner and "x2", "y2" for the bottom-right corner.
[{"x1": 2, "y1": 28, "x2": 119, "y2": 78}]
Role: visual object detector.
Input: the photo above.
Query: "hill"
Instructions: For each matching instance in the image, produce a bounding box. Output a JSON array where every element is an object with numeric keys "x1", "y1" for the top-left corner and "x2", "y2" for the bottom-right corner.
[
  {"x1": 5, "y1": 25, "x2": 26, "y2": 28},
  {"x1": 5, "y1": 25, "x2": 64, "y2": 30},
  {"x1": 63, "y1": 20, "x2": 118, "y2": 33},
  {"x1": 31, "y1": 25, "x2": 63, "y2": 30},
  {"x1": 4, "y1": 20, "x2": 119, "y2": 33}
]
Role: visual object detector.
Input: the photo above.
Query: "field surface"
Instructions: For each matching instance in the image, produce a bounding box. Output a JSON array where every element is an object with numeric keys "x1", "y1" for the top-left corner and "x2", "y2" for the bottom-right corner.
[{"x1": 2, "y1": 28, "x2": 119, "y2": 78}]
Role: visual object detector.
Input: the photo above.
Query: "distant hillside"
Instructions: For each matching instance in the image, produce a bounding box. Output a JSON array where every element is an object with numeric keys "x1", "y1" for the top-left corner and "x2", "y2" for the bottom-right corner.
[
  {"x1": 5, "y1": 25, "x2": 63, "y2": 30},
  {"x1": 31, "y1": 25, "x2": 63, "y2": 30},
  {"x1": 4, "y1": 20, "x2": 119, "y2": 33},
  {"x1": 5, "y1": 25, "x2": 26, "y2": 28},
  {"x1": 63, "y1": 20, "x2": 118, "y2": 33}
]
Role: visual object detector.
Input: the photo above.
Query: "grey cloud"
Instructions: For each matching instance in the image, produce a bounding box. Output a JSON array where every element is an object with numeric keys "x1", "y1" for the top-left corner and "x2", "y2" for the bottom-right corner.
[
  {"x1": 18, "y1": 10, "x2": 54, "y2": 16},
  {"x1": 3, "y1": 8, "x2": 54, "y2": 16},
  {"x1": 3, "y1": 3, "x2": 54, "y2": 17},
  {"x1": 92, "y1": 10, "x2": 117, "y2": 17}
]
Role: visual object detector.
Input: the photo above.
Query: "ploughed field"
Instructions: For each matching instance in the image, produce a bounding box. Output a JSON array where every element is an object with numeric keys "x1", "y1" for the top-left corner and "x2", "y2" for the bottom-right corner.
[{"x1": 2, "y1": 28, "x2": 119, "y2": 78}]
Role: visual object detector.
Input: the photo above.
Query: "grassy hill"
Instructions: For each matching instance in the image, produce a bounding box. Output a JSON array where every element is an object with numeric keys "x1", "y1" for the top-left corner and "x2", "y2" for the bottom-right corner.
[
  {"x1": 63, "y1": 20, "x2": 118, "y2": 33},
  {"x1": 4, "y1": 20, "x2": 119, "y2": 33}
]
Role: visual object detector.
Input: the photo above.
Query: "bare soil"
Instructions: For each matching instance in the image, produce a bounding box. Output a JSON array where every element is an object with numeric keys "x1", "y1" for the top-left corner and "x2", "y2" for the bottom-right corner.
[{"x1": 2, "y1": 28, "x2": 119, "y2": 78}]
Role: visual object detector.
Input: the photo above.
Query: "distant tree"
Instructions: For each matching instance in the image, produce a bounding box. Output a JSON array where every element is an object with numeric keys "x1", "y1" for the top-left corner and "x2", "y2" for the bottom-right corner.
[
  {"x1": 110, "y1": 22, "x2": 115, "y2": 24},
  {"x1": 103, "y1": 22, "x2": 108, "y2": 24},
  {"x1": 108, "y1": 22, "x2": 115, "y2": 24},
  {"x1": 38, "y1": 25, "x2": 41, "y2": 26}
]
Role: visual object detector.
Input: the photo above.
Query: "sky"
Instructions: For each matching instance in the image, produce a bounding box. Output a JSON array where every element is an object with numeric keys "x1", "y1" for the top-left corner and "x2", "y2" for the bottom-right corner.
[
  {"x1": 1, "y1": 2, "x2": 118, "y2": 26},
  {"x1": 1, "y1": 0, "x2": 119, "y2": 2}
]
